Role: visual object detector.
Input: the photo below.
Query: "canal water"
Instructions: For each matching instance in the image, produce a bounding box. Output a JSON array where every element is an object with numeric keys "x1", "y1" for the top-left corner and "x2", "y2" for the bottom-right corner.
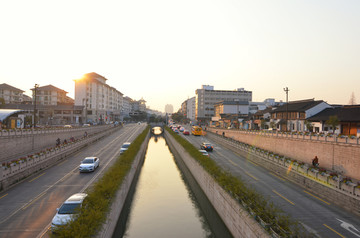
[{"x1": 112, "y1": 132, "x2": 232, "y2": 238}]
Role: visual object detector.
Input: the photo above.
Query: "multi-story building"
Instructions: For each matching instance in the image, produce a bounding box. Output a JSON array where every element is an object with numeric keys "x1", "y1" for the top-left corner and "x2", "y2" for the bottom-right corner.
[
  {"x1": 122, "y1": 96, "x2": 132, "y2": 119},
  {"x1": 74, "y1": 72, "x2": 123, "y2": 124},
  {"x1": 31, "y1": 85, "x2": 70, "y2": 106},
  {"x1": 165, "y1": 104, "x2": 174, "y2": 114},
  {"x1": 0, "y1": 83, "x2": 26, "y2": 104},
  {"x1": 187, "y1": 97, "x2": 196, "y2": 122},
  {"x1": 195, "y1": 85, "x2": 252, "y2": 123}
]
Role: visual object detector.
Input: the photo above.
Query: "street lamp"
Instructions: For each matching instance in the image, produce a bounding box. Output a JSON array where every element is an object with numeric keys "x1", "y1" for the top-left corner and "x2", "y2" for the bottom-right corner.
[
  {"x1": 33, "y1": 84, "x2": 39, "y2": 128},
  {"x1": 283, "y1": 87, "x2": 289, "y2": 131}
]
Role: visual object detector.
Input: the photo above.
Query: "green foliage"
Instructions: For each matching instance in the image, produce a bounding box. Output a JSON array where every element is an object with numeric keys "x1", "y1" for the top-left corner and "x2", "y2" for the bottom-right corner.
[
  {"x1": 53, "y1": 126, "x2": 150, "y2": 237},
  {"x1": 165, "y1": 126, "x2": 306, "y2": 237},
  {"x1": 325, "y1": 115, "x2": 340, "y2": 133}
]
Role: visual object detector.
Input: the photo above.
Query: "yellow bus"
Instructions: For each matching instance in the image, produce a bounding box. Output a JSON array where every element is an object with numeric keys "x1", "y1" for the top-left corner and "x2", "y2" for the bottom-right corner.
[{"x1": 191, "y1": 126, "x2": 203, "y2": 136}]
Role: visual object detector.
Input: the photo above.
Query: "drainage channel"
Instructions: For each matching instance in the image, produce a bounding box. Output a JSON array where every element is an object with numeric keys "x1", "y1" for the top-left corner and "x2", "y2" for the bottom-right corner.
[{"x1": 112, "y1": 134, "x2": 232, "y2": 238}]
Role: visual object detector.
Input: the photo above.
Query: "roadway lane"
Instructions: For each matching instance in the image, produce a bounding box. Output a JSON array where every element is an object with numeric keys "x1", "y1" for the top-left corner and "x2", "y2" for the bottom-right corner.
[
  {"x1": 0, "y1": 123, "x2": 147, "y2": 238},
  {"x1": 179, "y1": 126, "x2": 360, "y2": 238}
]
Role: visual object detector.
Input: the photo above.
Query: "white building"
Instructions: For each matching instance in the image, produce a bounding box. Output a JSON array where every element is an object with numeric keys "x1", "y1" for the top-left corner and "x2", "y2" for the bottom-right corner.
[
  {"x1": 165, "y1": 104, "x2": 174, "y2": 114},
  {"x1": 195, "y1": 85, "x2": 252, "y2": 122},
  {"x1": 186, "y1": 97, "x2": 196, "y2": 121},
  {"x1": 0, "y1": 83, "x2": 27, "y2": 104},
  {"x1": 74, "y1": 72, "x2": 123, "y2": 124},
  {"x1": 31, "y1": 85, "x2": 72, "y2": 106}
]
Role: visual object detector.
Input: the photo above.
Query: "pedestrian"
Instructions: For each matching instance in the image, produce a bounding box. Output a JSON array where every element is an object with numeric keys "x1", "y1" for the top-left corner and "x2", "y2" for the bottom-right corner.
[
  {"x1": 312, "y1": 156, "x2": 319, "y2": 167},
  {"x1": 56, "y1": 138, "x2": 61, "y2": 146},
  {"x1": 222, "y1": 131, "x2": 225, "y2": 137}
]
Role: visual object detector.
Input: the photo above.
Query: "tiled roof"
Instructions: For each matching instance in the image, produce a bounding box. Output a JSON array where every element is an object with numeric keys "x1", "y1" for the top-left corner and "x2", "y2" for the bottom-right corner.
[
  {"x1": 307, "y1": 105, "x2": 360, "y2": 122},
  {"x1": 31, "y1": 85, "x2": 68, "y2": 93},
  {"x1": 272, "y1": 99, "x2": 324, "y2": 113},
  {"x1": 0, "y1": 83, "x2": 24, "y2": 92}
]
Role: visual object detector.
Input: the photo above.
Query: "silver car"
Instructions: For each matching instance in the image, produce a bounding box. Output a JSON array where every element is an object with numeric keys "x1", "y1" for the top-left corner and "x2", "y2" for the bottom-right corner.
[
  {"x1": 79, "y1": 157, "x2": 100, "y2": 172},
  {"x1": 51, "y1": 193, "x2": 88, "y2": 232},
  {"x1": 120, "y1": 142, "x2": 131, "y2": 154}
]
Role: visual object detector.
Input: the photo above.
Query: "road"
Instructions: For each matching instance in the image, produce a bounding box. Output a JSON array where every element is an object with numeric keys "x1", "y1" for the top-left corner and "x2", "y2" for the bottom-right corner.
[
  {"x1": 180, "y1": 126, "x2": 360, "y2": 238},
  {"x1": 0, "y1": 123, "x2": 146, "y2": 238}
]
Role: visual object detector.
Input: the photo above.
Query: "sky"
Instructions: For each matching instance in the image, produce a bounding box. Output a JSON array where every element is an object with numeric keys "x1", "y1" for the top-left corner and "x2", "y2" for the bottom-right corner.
[{"x1": 1, "y1": 0, "x2": 359, "y2": 112}]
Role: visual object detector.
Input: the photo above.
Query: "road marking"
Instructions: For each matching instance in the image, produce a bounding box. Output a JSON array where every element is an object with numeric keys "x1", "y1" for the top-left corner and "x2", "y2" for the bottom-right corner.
[
  {"x1": 324, "y1": 224, "x2": 345, "y2": 238},
  {"x1": 272, "y1": 189, "x2": 295, "y2": 205},
  {"x1": 0, "y1": 193, "x2": 8, "y2": 200},
  {"x1": 247, "y1": 160, "x2": 258, "y2": 166},
  {"x1": 28, "y1": 173, "x2": 45, "y2": 183},
  {"x1": 336, "y1": 218, "x2": 360, "y2": 237},
  {"x1": 269, "y1": 172, "x2": 286, "y2": 181},
  {"x1": 303, "y1": 190, "x2": 331, "y2": 205},
  {"x1": 57, "y1": 160, "x2": 67, "y2": 166},
  {"x1": 22, "y1": 191, "x2": 46, "y2": 210},
  {"x1": 245, "y1": 171, "x2": 259, "y2": 181},
  {"x1": 227, "y1": 158, "x2": 239, "y2": 167}
]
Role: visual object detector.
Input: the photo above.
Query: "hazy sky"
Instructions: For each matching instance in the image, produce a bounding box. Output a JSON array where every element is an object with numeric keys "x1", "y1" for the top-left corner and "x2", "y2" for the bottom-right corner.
[{"x1": 1, "y1": 0, "x2": 359, "y2": 112}]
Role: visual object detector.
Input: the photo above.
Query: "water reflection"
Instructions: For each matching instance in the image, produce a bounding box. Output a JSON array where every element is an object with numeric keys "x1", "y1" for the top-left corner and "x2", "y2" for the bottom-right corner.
[{"x1": 122, "y1": 136, "x2": 213, "y2": 238}]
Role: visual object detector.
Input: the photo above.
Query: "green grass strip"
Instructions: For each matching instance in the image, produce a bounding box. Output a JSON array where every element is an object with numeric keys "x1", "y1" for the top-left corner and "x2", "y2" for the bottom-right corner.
[
  {"x1": 53, "y1": 125, "x2": 150, "y2": 237},
  {"x1": 165, "y1": 127, "x2": 313, "y2": 237}
]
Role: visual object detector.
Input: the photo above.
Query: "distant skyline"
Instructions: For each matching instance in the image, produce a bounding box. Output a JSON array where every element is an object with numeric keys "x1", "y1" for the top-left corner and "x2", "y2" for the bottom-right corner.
[{"x1": 1, "y1": 0, "x2": 359, "y2": 112}]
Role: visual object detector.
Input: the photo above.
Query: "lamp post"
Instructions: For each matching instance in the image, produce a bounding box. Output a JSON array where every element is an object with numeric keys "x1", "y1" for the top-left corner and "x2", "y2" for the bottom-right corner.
[
  {"x1": 33, "y1": 84, "x2": 39, "y2": 128},
  {"x1": 283, "y1": 87, "x2": 289, "y2": 131}
]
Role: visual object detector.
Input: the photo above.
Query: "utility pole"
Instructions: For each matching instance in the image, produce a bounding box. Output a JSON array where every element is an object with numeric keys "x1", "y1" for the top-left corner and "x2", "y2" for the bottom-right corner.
[
  {"x1": 283, "y1": 87, "x2": 289, "y2": 131},
  {"x1": 33, "y1": 84, "x2": 39, "y2": 128}
]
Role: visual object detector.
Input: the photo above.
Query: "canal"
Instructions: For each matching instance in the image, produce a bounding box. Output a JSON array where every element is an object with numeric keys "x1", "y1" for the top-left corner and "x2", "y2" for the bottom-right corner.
[{"x1": 112, "y1": 131, "x2": 232, "y2": 237}]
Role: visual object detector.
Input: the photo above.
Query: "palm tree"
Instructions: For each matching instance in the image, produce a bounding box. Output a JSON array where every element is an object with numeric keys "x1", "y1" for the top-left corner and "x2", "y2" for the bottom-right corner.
[{"x1": 325, "y1": 115, "x2": 340, "y2": 134}]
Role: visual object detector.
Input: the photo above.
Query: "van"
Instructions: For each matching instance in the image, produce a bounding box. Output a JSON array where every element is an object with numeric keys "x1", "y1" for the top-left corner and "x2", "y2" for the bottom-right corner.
[{"x1": 51, "y1": 193, "x2": 87, "y2": 232}]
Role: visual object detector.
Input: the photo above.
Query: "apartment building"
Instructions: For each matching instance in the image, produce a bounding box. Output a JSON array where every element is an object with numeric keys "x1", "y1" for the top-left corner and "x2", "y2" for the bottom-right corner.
[
  {"x1": 195, "y1": 85, "x2": 252, "y2": 122},
  {"x1": 187, "y1": 97, "x2": 196, "y2": 121},
  {"x1": 0, "y1": 83, "x2": 27, "y2": 104},
  {"x1": 74, "y1": 72, "x2": 123, "y2": 124},
  {"x1": 31, "y1": 85, "x2": 72, "y2": 105}
]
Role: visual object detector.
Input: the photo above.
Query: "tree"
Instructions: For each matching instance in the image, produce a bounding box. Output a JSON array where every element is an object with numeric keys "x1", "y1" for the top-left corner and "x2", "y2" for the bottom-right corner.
[
  {"x1": 325, "y1": 115, "x2": 340, "y2": 134},
  {"x1": 304, "y1": 120, "x2": 313, "y2": 132},
  {"x1": 348, "y1": 92, "x2": 356, "y2": 105},
  {"x1": 0, "y1": 97, "x2": 5, "y2": 108}
]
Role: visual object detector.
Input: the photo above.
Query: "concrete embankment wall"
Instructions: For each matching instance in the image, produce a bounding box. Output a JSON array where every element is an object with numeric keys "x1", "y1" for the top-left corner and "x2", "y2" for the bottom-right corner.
[
  {"x1": 0, "y1": 126, "x2": 121, "y2": 192},
  {"x1": 164, "y1": 130, "x2": 269, "y2": 238},
  {"x1": 206, "y1": 132, "x2": 360, "y2": 217},
  {"x1": 0, "y1": 125, "x2": 111, "y2": 162},
  {"x1": 208, "y1": 128, "x2": 360, "y2": 181},
  {"x1": 98, "y1": 131, "x2": 150, "y2": 238}
]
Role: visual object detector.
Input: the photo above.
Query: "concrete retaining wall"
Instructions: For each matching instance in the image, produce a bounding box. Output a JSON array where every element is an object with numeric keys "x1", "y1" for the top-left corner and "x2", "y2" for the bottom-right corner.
[
  {"x1": 206, "y1": 132, "x2": 360, "y2": 217},
  {"x1": 98, "y1": 131, "x2": 150, "y2": 238},
  {"x1": 208, "y1": 128, "x2": 360, "y2": 181},
  {"x1": 164, "y1": 130, "x2": 269, "y2": 238},
  {"x1": 0, "y1": 125, "x2": 112, "y2": 162},
  {"x1": 0, "y1": 126, "x2": 121, "y2": 191}
]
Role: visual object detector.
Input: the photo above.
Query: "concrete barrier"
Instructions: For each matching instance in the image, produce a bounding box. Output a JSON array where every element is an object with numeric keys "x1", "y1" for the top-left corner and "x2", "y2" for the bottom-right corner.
[
  {"x1": 207, "y1": 132, "x2": 360, "y2": 217},
  {"x1": 0, "y1": 126, "x2": 121, "y2": 192}
]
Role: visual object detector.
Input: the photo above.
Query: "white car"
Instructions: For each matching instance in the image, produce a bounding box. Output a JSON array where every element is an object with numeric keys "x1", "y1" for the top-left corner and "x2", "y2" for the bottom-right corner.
[
  {"x1": 51, "y1": 193, "x2": 88, "y2": 232},
  {"x1": 79, "y1": 157, "x2": 100, "y2": 172},
  {"x1": 199, "y1": 150, "x2": 209, "y2": 157},
  {"x1": 120, "y1": 142, "x2": 131, "y2": 154}
]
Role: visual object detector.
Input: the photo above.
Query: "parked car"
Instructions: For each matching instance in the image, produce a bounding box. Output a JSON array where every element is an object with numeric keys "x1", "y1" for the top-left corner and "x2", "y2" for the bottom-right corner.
[
  {"x1": 63, "y1": 125, "x2": 72, "y2": 128},
  {"x1": 199, "y1": 150, "x2": 209, "y2": 157},
  {"x1": 51, "y1": 193, "x2": 88, "y2": 232},
  {"x1": 183, "y1": 130, "x2": 190, "y2": 135},
  {"x1": 200, "y1": 142, "x2": 213, "y2": 151},
  {"x1": 79, "y1": 157, "x2": 100, "y2": 172},
  {"x1": 120, "y1": 142, "x2": 131, "y2": 154}
]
